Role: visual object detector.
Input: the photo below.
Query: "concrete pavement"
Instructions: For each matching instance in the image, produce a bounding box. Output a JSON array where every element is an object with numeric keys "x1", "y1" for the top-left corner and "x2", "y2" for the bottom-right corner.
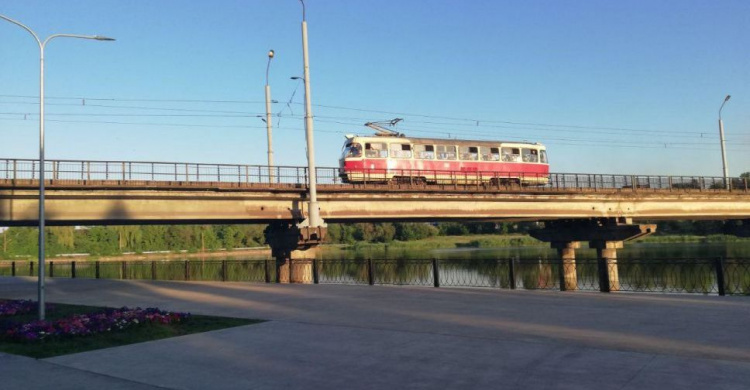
[{"x1": 1, "y1": 276, "x2": 749, "y2": 389}]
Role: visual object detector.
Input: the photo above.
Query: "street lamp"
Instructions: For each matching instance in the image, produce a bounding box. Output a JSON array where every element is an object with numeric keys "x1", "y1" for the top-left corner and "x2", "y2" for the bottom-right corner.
[
  {"x1": 297, "y1": 0, "x2": 325, "y2": 230},
  {"x1": 718, "y1": 95, "x2": 731, "y2": 189},
  {"x1": 0, "y1": 14, "x2": 114, "y2": 320},
  {"x1": 265, "y1": 50, "x2": 275, "y2": 182}
]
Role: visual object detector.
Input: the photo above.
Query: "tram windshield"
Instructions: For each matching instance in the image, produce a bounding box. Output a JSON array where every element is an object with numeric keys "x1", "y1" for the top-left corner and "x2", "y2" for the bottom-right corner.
[{"x1": 341, "y1": 142, "x2": 362, "y2": 159}]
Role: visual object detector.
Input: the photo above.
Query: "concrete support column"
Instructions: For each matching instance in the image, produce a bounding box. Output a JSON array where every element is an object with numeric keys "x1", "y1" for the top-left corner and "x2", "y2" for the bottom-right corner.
[
  {"x1": 552, "y1": 241, "x2": 579, "y2": 291},
  {"x1": 265, "y1": 223, "x2": 322, "y2": 284},
  {"x1": 276, "y1": 248, "x2": 317, "y2": 284},
  {"x1": 591, "y1": 240, "x2": 622, "y2": 292}
]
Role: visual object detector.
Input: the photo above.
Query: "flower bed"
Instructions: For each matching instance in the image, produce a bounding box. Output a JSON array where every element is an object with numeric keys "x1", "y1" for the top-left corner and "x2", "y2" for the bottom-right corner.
[
  {"x1": 0, "y1": 301, "x2": 190, "y2": 342},
  {"x1": 0, "y1": 300, "x2": 51, "y2": 316}
]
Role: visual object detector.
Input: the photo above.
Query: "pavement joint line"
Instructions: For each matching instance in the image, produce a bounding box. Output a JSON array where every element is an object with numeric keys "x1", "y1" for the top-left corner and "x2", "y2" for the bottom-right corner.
[
  {"x1": 23, "y1": 356, "x2": 173, "y2": 390},
  {"x1": 264, "y1": 317, "x2": 750, "y2": 364},
  {"x1": 617, "y1": 355, "x2": 657, "y2": 390}
]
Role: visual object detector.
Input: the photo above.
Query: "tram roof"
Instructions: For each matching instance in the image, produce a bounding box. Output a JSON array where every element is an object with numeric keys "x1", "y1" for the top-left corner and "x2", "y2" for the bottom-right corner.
[{"x1": 346, "y1": 134, "x2": 545, "y2": 148}]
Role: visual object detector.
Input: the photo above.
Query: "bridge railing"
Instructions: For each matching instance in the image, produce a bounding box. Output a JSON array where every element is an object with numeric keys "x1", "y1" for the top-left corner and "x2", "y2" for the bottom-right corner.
[
  {"x1": 0, "y1": 158, "x2": 309, "y2": 186},
  {"x1": 1, "y1": 257, "x2": 748, "y2": 296},
  {"x1": 1, "y1": 157, "x2": 747, "y2": 192}
]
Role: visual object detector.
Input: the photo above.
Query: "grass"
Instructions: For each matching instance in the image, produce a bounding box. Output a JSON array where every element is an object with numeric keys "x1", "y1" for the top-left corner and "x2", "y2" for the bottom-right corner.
[
  {"x1": 345, "y1": 234, "x2": 546, "y2": 251},
  {"x1": 0, "y1": 302, "x2": 263, "y2": 359},
  {"x1": 633, "y1": 234, "x2": 750, "y2": 244}
]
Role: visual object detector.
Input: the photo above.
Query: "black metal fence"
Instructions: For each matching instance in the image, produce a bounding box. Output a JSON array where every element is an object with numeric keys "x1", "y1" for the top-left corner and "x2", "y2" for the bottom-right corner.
[
  {"x1": 1, "y1": 157, "x2": 748, "y2": 192},
  {"x1": 1, "y1": 258, "x2": 749, "y2": 296}
]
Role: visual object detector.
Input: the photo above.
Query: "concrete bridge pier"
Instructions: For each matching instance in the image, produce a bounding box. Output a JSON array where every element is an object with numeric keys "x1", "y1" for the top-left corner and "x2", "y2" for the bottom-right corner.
[
  {"x1": 552, "y1": 241, "x2": 580, "y2": 291},
  {"x1": 591, "y1": 240, "x2": 623, "y2": 292},
  {"x1": 531, "y1": 218, "x2": 656, "y2": 292},
  {"x1": 264, "y1": 223, "x2": 326, "y2": 284}
]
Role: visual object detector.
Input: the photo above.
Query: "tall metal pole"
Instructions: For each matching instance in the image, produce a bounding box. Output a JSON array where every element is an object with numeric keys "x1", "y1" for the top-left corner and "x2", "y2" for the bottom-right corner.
[
  {"x1": 719, "y1": 95, "x2": 731, "y2": 189},
  {"x1": 265, "y1": 50, "x2": 275, "y2": 182},
  {"x1": 299, "y1": 1, "x2": 323, "y2": 227},
  {"x1": 1, "y1": 14, "x2": 114, "y2": 320}
]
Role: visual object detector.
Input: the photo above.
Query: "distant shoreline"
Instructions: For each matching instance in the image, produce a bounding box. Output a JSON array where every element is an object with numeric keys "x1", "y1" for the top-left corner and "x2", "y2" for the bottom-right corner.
[{"x1": 1, "y1": 234, "x2": 748, "y2": 262}]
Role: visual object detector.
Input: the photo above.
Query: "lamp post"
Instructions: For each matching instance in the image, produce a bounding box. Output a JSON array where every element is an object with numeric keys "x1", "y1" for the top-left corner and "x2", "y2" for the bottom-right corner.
[
  {"x1": 298, "y1": 0, "x2": 324, "y2": 228},
  {"x1": 718, "y1": 95, "x2": 731, "y2": 189},
  {"x1": 265, "y1": 50, "x2": 275, "y2": 182},
  {"x1": 0, "y1": 14, "x2": 114, "y2": 320}
]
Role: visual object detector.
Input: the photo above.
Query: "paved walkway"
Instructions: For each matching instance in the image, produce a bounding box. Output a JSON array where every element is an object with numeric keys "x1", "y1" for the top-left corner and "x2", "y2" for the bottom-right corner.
[{"x1": 1, "y1": 277, "x2": 749, "y2": 389}]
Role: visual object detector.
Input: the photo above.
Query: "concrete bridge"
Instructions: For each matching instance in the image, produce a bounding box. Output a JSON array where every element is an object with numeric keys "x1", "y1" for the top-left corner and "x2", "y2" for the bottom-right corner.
[{"x1": 2, "y1": 158, "x2": 749, "y2": 285}]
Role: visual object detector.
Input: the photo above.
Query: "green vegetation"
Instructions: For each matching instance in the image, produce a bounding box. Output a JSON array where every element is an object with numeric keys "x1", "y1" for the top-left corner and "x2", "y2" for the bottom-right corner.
[
  {"x1": 1, "y1": 219, "x2": 749, "y2": 260},
  {"x1": 0, "y1": 302, "x2": 262, "y2": 358},
  {"x1": 0, "y1": 225, "x2": 266, "y2": 259}
]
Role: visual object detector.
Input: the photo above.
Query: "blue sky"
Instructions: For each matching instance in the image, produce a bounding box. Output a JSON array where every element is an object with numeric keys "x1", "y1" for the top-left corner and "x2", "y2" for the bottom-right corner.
[{"x1": 1, "y1": 0, "x2": 748, "y2": 176}]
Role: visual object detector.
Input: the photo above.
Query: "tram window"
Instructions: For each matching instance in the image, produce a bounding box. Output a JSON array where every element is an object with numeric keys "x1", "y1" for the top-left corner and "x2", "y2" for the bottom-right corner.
[
  {"x1": 501, "y1": 147, "x2": 521, "y2": 162},
  {"x1": 365, "y1": 142, "x2": 388, "y2": 158},
  {"x1": 460, "y1": 146, "x2": 479, "y2": 161},
  {"x1": 390, "y1": 143, "x2": 412, "y2": 159},
  {"x1": 540, "y1": 150, "x2": 548, "y2": 163},
  {"x1": 436, "y1": 145, "x2": 457, "y2": 160},
  {"x1": 482, "y1": 147, "x2": 500, "y2": 161},
  {"x1": 522, "y1": 148, "x2": 539, "y2": 163},
  {"x1": 415, "y1": 144, "x2": 435, "y2": 159},
  {"x1": 342, "y1": 143, "x2": 361, "y2": 158}
]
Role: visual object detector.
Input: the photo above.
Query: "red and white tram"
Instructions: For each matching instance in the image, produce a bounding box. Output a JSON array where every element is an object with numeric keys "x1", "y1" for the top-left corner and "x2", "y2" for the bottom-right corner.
[{"x1": 339, "y1": 134, "x2": 550, "y2": 185}]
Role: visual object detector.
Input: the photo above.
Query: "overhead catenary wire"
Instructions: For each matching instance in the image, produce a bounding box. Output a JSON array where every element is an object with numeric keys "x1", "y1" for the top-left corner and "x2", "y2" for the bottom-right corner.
[{"x1": 1, "y1": 93, "x2": 732, "y2": 137}]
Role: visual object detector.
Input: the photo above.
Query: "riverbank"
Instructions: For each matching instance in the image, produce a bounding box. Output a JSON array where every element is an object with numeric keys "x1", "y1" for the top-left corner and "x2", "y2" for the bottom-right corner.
[{"x1": 2, "y1": 234, "x2": 749, "y2": 262}]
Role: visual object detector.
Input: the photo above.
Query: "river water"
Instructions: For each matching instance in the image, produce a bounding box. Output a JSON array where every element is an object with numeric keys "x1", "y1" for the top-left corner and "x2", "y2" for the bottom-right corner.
[{"x1": 320, "y1": 241, "x2": 750, "y2": 261}]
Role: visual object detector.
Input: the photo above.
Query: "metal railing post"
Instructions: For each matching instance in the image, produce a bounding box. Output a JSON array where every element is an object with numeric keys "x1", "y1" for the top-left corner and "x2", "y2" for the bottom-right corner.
[
  {"x1": 152, "y1": 261, "x2": 157, "y2": 280},
  {"x1": 598, "y1": 258, "x2": 610, "y2": 293},
  {"x1": 289, "y1": 258, "x2": 294, "y2": 283},
  {"x1": 122, "y1": 261, "x2": 127, "y2": 279},
  {"x1": 558, "y1": 257, "x2": 567, "y2": 292},
  {"x1": 265, "y1": 259, "x2": 271, "y2": 283},
  {"x1": 367, "y1": 258, "x2": 374, "y2": 285},
  {"x1": 49, "y1": 261, "x2": 54, "y2": 278},
  {"x1": 222, "y1": 260, "x2": 227, "y2": 282},
  {"x1": 508, "y1": 258, "x2": 516, "y2": 289},
  {"x1": 715, "y1": 257, "x2": 726, "y2": 296},
  {"x1": 71, "y1": 261, "x2": 76, "y2": 278},
  {"x1": 30, "y1": 261, "x2": 34, "y2": 277},
  {"x1": 185, "y1": 260, "x2": 190, "y2": 281},
  {"x1": 313, "y1": 259, "x2": 319, "y2": 284},
  {"x1": 95, "y1": 261, "x2": 100, "y2": 279},
  {"x1": 11, "y1": 261, "x2": 16, "y2": 277},
  {"x1": 432, "y1": 258, "x2": 440, "y2": 288},
  {"x1": 122, "y1": 162, "x2": 126, "y2": 181}
]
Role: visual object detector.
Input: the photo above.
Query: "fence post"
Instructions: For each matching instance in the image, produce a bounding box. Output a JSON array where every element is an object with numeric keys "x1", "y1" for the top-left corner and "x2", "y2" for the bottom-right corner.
[
  {"x1": 367, "y1": 258, "x2": 375, "y2": 285},
  {"x1": 185, "y1": 260, "x2": 190, "y2": 281},
  {"x1": 222, "y1": 260, "x2": 227, "y2": 282},
  {"x1": 152, "y1": 261, "x2": 157, "y2": 280},
  {"x1": 714, "y1": 257, "x2": 726, "y2": 296},
  {"x1": 11, "y1": 261, "x2": 15, "y2": 277},
  {"x1": 597, "y1": 258, "x2": 610, "y2": 293},
  {"x1": 432, "y1": 258, "x2": 440, "y2": 288},
  {"x1": 71, "y1": 261, "x2": 76, "y2": 279},
  {"x1": 289, "y1": 259, "x2": 294, "y2": 283},
  {"x1": 313, "y1": 259, "x2": 319, "y2": 284},
  {"x1": 95, "y1": 261, "x2": 100, "y2": 279},
  {"x1": 264, "y1": 259, "x2": 271, "y2": 283},
  {"x1": 49, "y1": 261, "x2": 54, "y2": 278},
  {"x1": 508, "y1": 258, "x2": 516, "y2": 289},
  {"x1": 30, "y1": 261, "x2": 34, "y2": 277},
  {"x1": 122, "y1": 261, "x2": 127, "y2": 280},
  {"x1": 558, "y1": 257, "x2": 567, "y2": 292}
]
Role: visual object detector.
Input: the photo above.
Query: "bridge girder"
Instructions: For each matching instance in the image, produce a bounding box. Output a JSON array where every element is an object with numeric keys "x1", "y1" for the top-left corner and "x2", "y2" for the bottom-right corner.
[{"x1": 1, "y1": 187, "x2": 750, "y2": 226}]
